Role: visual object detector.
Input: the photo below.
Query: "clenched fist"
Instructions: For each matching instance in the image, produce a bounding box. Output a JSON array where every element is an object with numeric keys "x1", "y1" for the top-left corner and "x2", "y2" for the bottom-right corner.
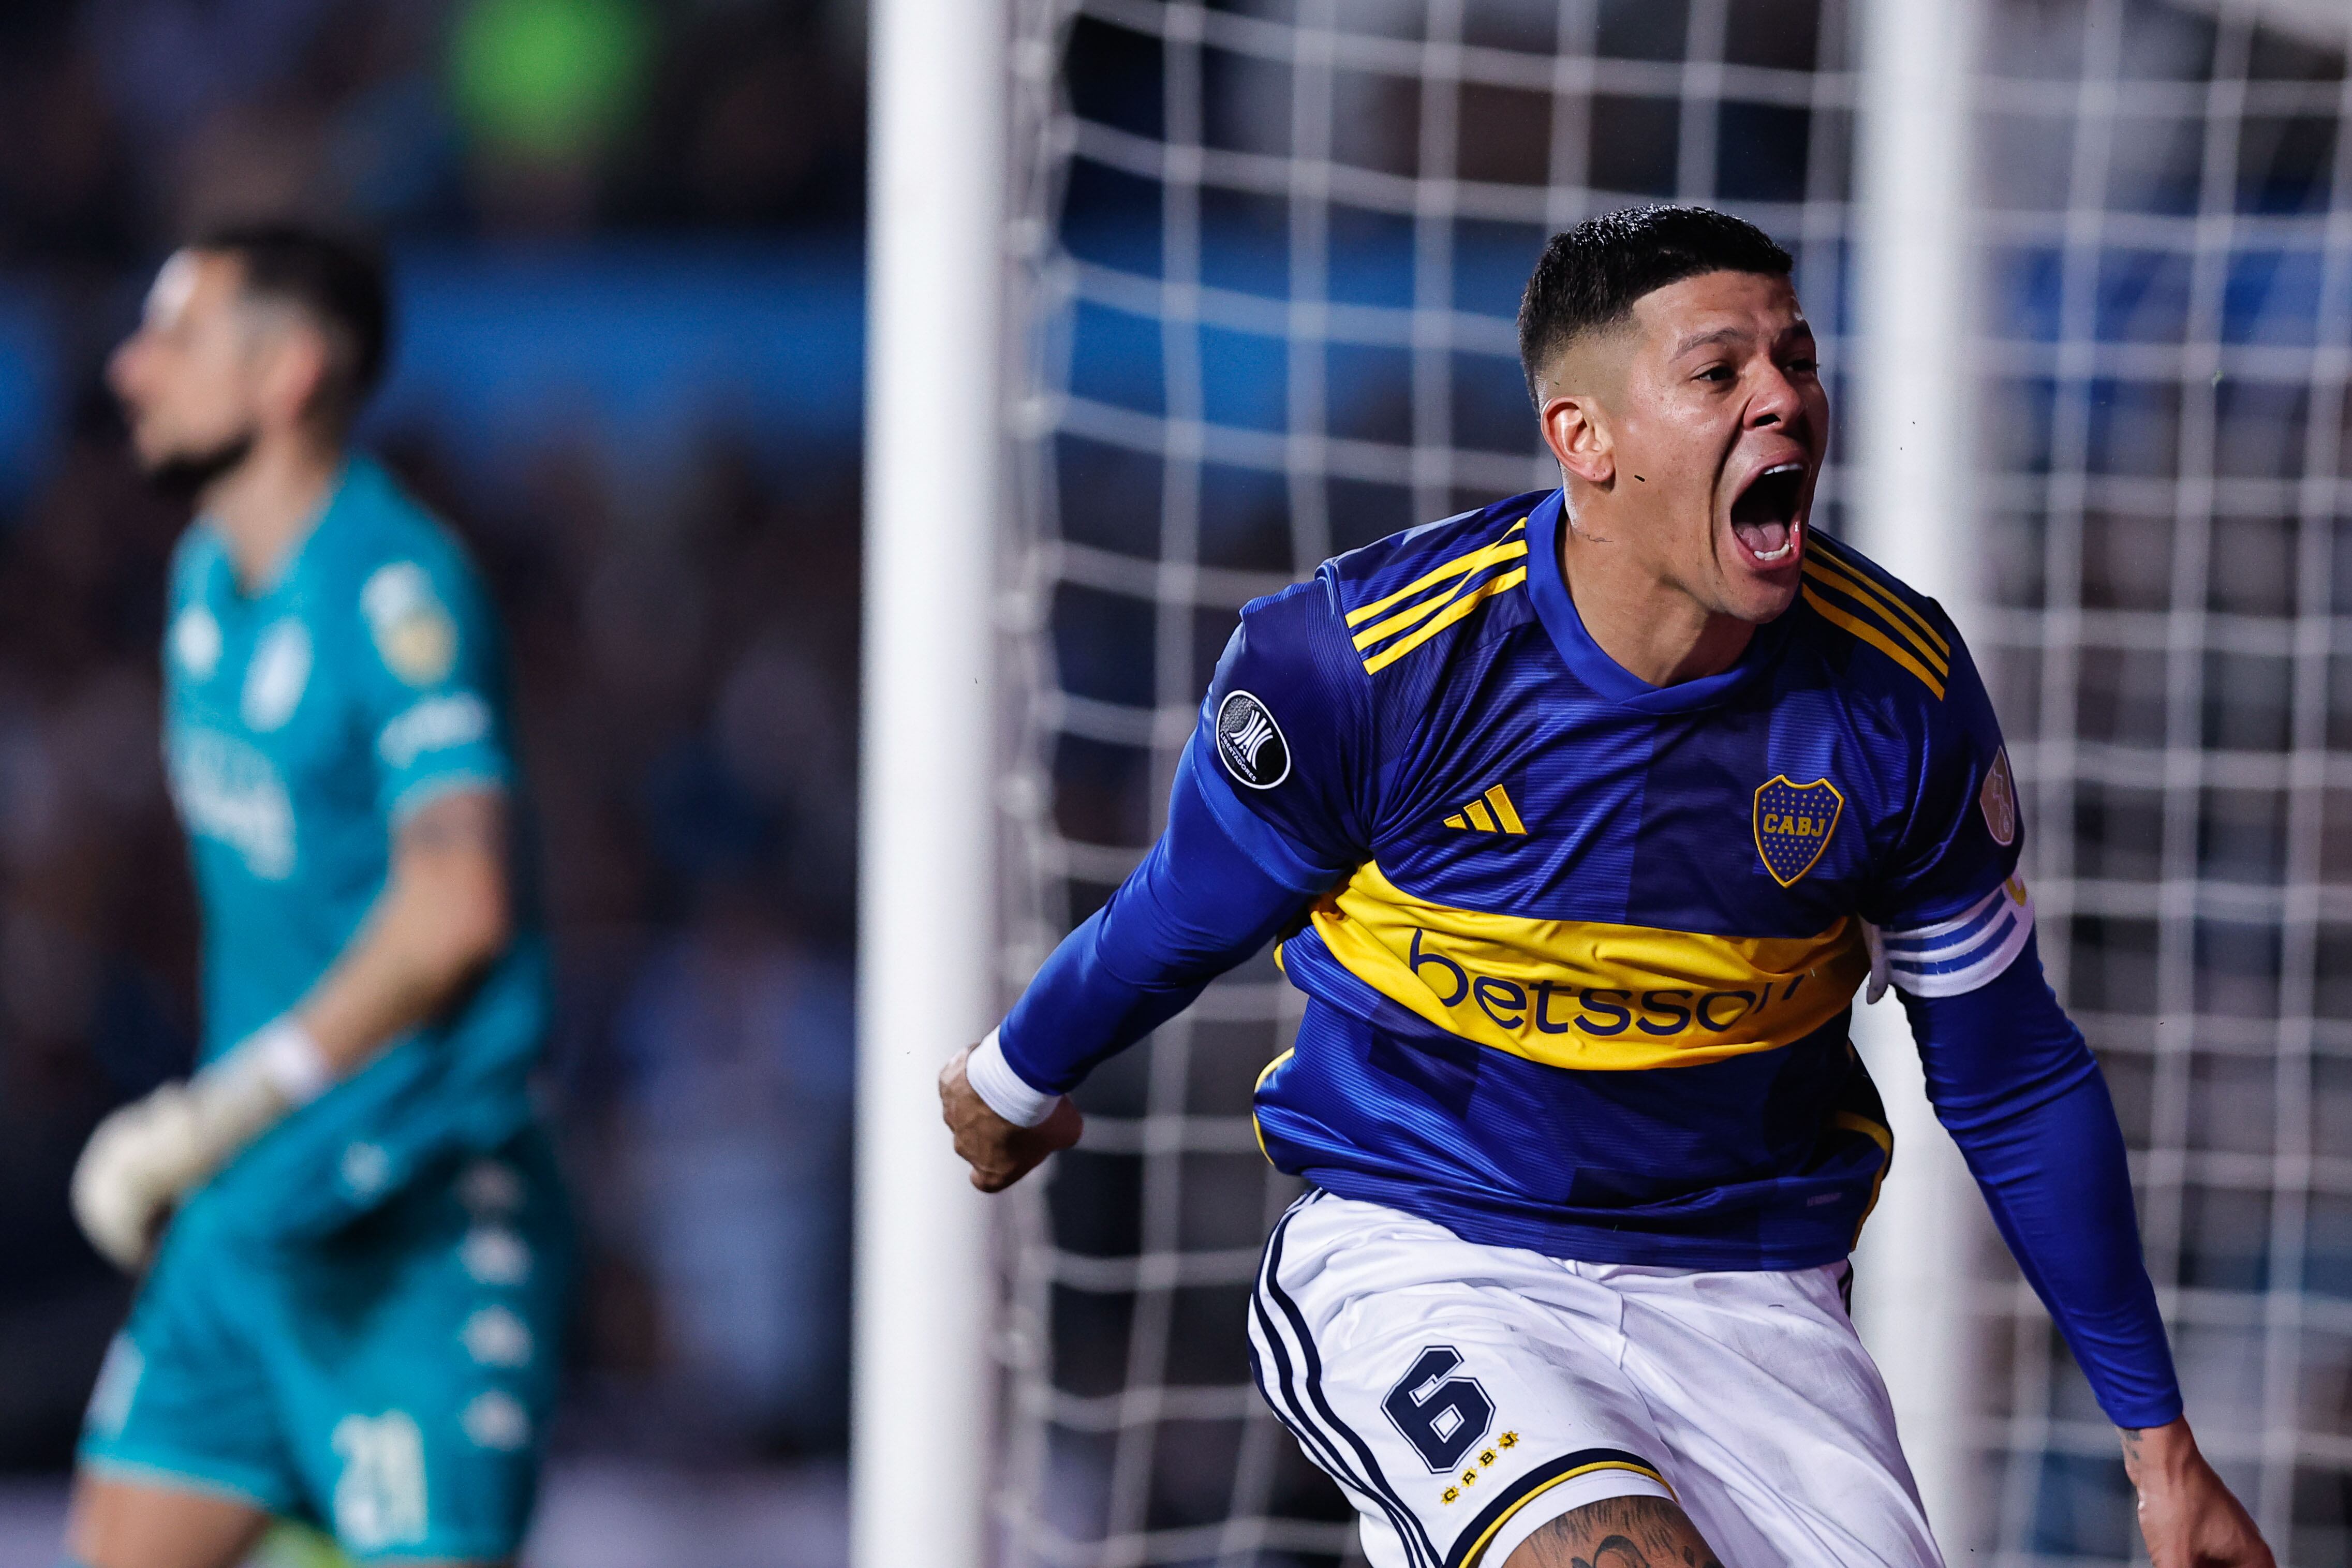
[{"x1": 939, "y1": 1044, "x2": 1083, "y2": 1192}]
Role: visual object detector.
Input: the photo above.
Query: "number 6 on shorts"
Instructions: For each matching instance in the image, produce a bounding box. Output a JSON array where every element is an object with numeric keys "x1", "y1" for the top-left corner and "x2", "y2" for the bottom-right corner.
[{"x1": 1383, "y1": 1346, "x2": 1496, "y2": 1472}]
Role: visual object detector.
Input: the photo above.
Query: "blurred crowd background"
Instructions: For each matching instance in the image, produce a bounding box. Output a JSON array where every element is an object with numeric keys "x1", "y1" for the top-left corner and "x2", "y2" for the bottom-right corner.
[
  {"x1": 5, "y1": 0, "x2": 2351, "y2": 1565},
  {"x1": 0, "y1": 0, "x2": 870, "y2": 1489}
]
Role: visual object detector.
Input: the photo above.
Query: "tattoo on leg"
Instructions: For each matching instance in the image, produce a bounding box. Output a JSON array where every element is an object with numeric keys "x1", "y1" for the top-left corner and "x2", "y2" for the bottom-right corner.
[{"x1": 1502, "y1": 1495, "x2": 1726, "y2": 1568}]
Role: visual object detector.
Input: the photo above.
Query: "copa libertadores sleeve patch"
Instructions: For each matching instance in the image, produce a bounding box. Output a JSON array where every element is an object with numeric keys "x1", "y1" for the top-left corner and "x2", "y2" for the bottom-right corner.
[
  {"x1": 362, "y1": 562, "x2": 460, "y2": 687},
  {"x1": 1216, "y1": 690, "x2": 1291, "y2": 789},
  {"x1": 1979, "y1": 747, "x2": 2018, "y2": 846}
]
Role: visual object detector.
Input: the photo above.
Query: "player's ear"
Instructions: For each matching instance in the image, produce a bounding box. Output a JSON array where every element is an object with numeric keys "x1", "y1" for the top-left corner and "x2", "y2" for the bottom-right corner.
[
  {"x1": 256, "y1": 320, "x2": 334, "y2": 433},
  {"x1": 1540, "y1": 390, "x2": 1614, "y2": 487}
]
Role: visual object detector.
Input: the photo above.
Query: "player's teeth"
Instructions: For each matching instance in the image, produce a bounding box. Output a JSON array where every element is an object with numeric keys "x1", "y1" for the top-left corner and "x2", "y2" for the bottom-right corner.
[{"x1": 1752, "y1": 521, "x2": 1801, "y2": 562}]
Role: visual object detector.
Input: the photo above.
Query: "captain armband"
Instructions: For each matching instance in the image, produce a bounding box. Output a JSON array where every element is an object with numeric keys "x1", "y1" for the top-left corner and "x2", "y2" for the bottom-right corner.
[{"x1": 1872, "y1": 878, "x2": 2037, "y2": 999}]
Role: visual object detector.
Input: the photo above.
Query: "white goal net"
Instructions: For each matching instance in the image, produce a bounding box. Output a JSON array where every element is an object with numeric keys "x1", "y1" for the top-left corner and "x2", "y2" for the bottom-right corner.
[
  {"x1": 985, "y1": 1, "x2": 2352, "y2": 1564},
  {"x1": 1972, "y1": 3, "x2": 2352, "y2": 1564}
]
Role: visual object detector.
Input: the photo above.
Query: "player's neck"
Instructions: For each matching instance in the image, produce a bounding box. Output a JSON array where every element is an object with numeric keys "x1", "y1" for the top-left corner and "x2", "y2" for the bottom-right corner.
[
  {"x1": 203, "y1": 433, "x2": 344, "y2": 594},
  {"x1": 1558, "y1": 520, "x2": 1756, "y2": 687}
]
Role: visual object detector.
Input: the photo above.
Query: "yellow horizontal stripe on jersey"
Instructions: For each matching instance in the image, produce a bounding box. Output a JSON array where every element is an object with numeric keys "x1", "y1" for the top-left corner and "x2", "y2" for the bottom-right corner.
[
  {"x1": 1809, "y1": 537, "x2": 1951, "y2": 658},
  {"x1": 1308, "y1": 862, "x2": 1870, "y2": 1070},
  {"x1": 1483, "y1": 784, "x2": 1527, "y2": 835},
  {"x1": 1361, "y1": 568, "x2": 1529, "y2": 675},
  {"x1": 1350, "y1": 540, "x2": 1531, "y2": 650},
  {"x1": 1800, "y1": 586, "x2": 1947, "y2": 700},
  {"x1": 1343, "y1": 521, "x2": 1528, "y2": 629},
  {"x1": 1801, "y1": 554, "x2": 1950, "y2": 676}
]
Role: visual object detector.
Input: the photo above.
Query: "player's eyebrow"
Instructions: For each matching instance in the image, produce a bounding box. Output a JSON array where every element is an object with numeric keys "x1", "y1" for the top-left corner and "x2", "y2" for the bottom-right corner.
[{"x1": 1669, "y1": 326, "x2": 1750, "y2": 358}]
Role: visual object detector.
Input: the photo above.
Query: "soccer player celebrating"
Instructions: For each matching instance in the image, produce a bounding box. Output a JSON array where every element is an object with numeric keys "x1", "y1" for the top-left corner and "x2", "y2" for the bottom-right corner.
[
  {"x1": 64, "y1": 227, "x2": 568, "y2": 1568},
  {"x1": 943, "y1": 208, "x2": 2270, "y2": 1568}
]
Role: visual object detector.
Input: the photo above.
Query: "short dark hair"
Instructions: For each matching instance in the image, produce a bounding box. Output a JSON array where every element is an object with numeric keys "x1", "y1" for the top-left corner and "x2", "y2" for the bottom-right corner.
[
  {"x1": 1516, "y1": 205, "x2": 1793, "y2": 401},
  {"x1": 190, "y1": 221, "x2": 392, "y2": 422}
]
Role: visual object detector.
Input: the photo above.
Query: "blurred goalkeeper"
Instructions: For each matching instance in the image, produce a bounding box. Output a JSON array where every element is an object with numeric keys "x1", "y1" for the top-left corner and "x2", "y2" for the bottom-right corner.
[
  {"x1": 943, "y1": 208, "x2": 2269, "y2": 1568},
  {"x1": 65, "y1": 225, "x2": 569, "y2": 1568}
]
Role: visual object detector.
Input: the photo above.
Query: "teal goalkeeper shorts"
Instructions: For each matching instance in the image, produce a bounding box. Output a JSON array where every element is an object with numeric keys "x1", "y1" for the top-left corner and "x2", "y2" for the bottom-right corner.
[{"x1": 79, "y1": 1126, "x2": 574, "y2": 1562}]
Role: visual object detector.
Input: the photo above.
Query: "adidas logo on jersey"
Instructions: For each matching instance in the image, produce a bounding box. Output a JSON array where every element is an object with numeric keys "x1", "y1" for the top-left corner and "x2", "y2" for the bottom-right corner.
[{"x1": 1442, "y1": 785, "x2": 1528, "y2": 836}]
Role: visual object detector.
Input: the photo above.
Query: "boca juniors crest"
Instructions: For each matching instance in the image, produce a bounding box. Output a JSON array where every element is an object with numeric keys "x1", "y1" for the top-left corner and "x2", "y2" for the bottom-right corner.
[{"x1": 1753, "y1": 775, "x2": 1845, "y2": 887}]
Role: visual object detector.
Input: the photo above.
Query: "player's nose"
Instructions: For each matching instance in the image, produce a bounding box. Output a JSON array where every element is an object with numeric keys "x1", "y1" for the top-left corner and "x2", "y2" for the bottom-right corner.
[
  {"x1": 1744, "y1": 360, "x2": 1806, "y2": 432},
  {"x1": 106, "y1": 333, "x2": 152, "y2": 406}
]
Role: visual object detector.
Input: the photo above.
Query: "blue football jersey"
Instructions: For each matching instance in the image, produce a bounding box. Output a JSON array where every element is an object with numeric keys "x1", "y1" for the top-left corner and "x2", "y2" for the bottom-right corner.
[
  {"x1": 1210, "y1": 487, "x2": 2027, "y2": 1269},
  {"x1": 162, "y1": 456, "x2": 549, "y2": 1237}
]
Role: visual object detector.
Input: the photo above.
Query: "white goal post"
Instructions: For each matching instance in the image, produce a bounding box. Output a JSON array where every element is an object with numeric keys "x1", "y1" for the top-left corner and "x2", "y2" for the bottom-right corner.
[
  {"x1": 853, "y1": 1, "x2": 1008, "y2": 1566},
  {"x1": 1847, "y1": 0, "x2": 1991, "y2": 1553}
]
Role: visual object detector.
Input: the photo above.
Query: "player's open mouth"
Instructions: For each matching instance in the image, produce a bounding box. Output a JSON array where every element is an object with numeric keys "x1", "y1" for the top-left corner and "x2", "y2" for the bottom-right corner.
[{"x1": 1729, "y1": 461, "x2": 1807, "y2": 565}]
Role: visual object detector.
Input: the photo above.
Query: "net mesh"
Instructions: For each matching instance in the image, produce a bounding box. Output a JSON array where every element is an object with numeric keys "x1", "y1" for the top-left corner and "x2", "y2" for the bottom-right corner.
[
  {"x1": 991, "y1": 2, "x2": 2352, "y2": 1565},
  {"x1": 1973, "y1": 4, "x2": 2352, "y2": 1563}
]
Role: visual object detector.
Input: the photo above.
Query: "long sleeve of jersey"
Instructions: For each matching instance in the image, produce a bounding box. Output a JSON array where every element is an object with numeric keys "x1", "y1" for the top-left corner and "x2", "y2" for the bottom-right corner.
[
  {"x1": 996, "y1": 738, "x2": 1341, "y2": 1093},
  {"x1": 1903, "y1": 933, "x2": 2182, "y2": 1429}
]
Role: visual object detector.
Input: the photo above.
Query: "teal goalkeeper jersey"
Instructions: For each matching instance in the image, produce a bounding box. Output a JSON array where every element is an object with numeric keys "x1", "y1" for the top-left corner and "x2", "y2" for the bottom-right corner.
[{"x1": 162, "y1": 456, "x2": 549, "y2": 1237}]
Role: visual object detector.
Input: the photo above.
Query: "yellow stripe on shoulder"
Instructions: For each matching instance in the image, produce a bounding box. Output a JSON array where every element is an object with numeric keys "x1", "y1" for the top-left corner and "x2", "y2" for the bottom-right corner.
[
  {"x1": 1343, "y1": 519, "x2": 1527, "y2": 629},
  {"x1": 1350, "y1": 544, "x2": 1530, "y2": 652},
  {"x1": 1801, "y1": 559, "x2": 1950, "y2": 679},
  {"x1": 1806, "y1": 539, "x2": 1951, "y2": 659},
  {"x1": 1801, "y1": 585, "x2": 1947, "y2": 699},
  {"x1": 1360, "y1": 567, "x2": 1527, "y2": 674}
]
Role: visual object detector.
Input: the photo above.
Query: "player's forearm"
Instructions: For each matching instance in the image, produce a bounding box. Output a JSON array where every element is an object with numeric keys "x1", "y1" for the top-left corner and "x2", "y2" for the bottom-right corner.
[
  {"x1": 2124, "y1": 1418, "x2": 2200, "y2": 1475},
  {"x1": 294, "y1": 790, "x2": 512, "y2": 1077},
  {"x1": 996, "y1": 746, "x2": 1330, "y2": 1099},
  {"x1": 998, "y1": 908, "x2": 1218, "y2": 1093},
  {"x1": 1958, "y1": 1071, "x2": 2182, "y2": 1426},
  {"x1": 1904, "y1": 938, "x2": 2184, "y2": 1428},
  {"x1": 297, "y1": 882, "x2": 506, "y2": 1072}
]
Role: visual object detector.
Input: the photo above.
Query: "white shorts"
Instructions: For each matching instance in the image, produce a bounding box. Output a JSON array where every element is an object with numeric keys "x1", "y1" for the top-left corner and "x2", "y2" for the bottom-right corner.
[{"x1": 1247, "y1": 1192, "x2": 1942, "y2": 1568}]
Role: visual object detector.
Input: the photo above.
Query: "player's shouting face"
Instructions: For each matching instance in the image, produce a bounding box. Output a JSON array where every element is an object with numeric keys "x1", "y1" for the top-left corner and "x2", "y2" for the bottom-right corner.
[{"x1": 1536, "y1": 269, "x2": 1827, "y2": 635}]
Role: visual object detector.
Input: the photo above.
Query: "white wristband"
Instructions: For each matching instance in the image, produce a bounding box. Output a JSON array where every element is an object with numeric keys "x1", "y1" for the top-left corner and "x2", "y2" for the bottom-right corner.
[
  {"x1": 249, "y1": 1018, "x2": 334, "y2": 1107},
  {"x1": 966, "y1": 1029, "x2": 1059, "y2": 1128}
]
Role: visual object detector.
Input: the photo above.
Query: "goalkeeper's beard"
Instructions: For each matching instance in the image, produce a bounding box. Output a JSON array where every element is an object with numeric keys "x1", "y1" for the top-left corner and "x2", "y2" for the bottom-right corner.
[{"x1": 140, "y1": 430, "x2": 257, "y2": 505}]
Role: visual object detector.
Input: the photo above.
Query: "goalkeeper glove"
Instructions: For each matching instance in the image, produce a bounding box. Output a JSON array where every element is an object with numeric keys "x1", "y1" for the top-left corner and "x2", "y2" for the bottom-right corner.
[{"x1": 71, "y1": 1019, "x2": 332, "y2": 1271}]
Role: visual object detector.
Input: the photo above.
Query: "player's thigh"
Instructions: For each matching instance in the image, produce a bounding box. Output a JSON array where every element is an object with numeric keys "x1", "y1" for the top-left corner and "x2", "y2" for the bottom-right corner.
[
  {"x1": 77, "y1": 1208, "x2": 307, "y2": 1531},
  {"x1": 66, "y1": 1470, "x2": 272, "y2": 1568},
  {"x1": 1615, "y1": 1262, "x2": 1941, "y2": 1568},
  {"x1": 1503, "y1": 1493, "x2": 1725, "y2": 1568},
  {"x1": 278, "y1": 1135, "x2": 575, "y2": 1562},
  {"x1": 1250, "y1": 1195, "x2": 1678, "y2": 1568}
]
